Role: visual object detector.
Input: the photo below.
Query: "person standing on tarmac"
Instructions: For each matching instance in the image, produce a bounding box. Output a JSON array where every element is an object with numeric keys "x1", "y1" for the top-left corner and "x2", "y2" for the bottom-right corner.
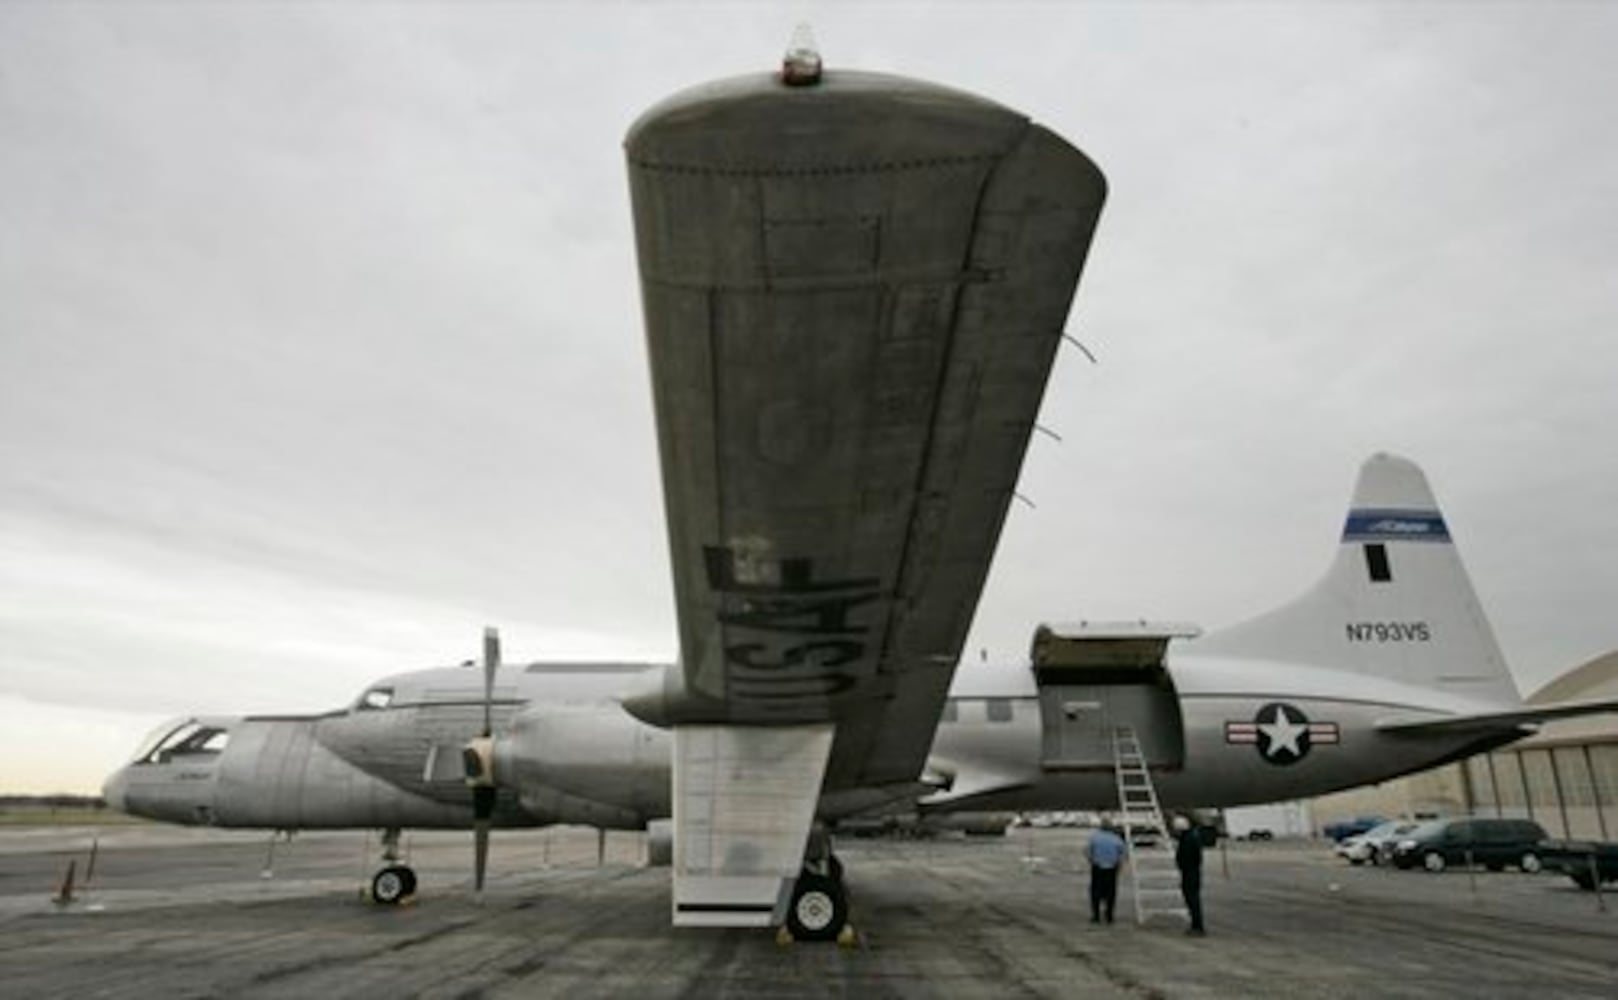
[
  {"x1": 1173, "y1": 814, "x2": 1206, "y2": 936},
  {"x1": 1086, "y1": 817, "x2": 1127, "y2": 923}
]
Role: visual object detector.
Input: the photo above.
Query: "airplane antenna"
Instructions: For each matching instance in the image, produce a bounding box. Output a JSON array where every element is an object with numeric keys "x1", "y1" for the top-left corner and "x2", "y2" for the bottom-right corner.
[
  {"x1": 1062, "y1": 333, "x2": 1099, "y2": 364},
  {"x1": 1032, "y1": 423, "x2": 1063, "y2": 443}
]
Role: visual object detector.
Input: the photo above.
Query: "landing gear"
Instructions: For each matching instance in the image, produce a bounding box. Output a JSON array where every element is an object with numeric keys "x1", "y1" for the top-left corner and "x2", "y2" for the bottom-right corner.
[
  {"x1": 371, "y1": 865, "x2": 418, "y2": 904},
  {"x1": 783, "y1": 827, "x2": 851, "y2": 943},
  {"x1": 369, "y1": 827, "x2": 417, "y2": 906},
  {"x1": 786, "y1": 871, "x2": 848, "y2": 942}
]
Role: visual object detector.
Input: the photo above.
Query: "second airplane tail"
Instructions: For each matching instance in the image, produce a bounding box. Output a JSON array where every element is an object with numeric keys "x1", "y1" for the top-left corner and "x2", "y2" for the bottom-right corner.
[{"x1": 1192, "y1": 453, "x2": 1522, "y2": 708}]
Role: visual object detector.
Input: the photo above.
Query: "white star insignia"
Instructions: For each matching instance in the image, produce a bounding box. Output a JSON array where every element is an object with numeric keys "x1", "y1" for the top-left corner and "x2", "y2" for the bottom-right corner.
[{"x1": 1258, "y1": 706, "x2": 1308, "y2": 758}]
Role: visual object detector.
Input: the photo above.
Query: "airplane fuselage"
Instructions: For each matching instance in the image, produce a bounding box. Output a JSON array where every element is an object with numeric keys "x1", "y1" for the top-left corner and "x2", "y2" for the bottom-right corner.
[{"x1": 104, "y1": 653, "x2": 1516, "y2": 832}]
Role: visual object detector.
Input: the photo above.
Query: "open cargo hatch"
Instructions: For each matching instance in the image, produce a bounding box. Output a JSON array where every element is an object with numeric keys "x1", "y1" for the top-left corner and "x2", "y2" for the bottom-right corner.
[{"x1": 1028, "y1": 622, "x2": 1200, "y2": 771}]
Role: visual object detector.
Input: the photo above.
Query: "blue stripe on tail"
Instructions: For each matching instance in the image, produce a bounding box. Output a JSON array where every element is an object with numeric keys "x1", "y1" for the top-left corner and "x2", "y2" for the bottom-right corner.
[{"x1": 1342, "y1": 509, "x2": 1450, "y2": 544}]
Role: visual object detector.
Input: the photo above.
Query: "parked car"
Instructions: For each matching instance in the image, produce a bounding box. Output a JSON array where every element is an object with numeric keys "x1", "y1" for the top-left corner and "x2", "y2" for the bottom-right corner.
[
  {"x1": 1323, "y1": 816, "x2": 1389, "y2": 842},
  {"x1": 1243, "y1": 828, "x2": 1275, "y2": 841},
  {"x1": 1335, "y1": 820, "x2": 1421, "y2": 865},
  {"x1": 1537, "y1": 839, "x2": 1618, "y2": 890},
  {"x1": 1390, "y1": 818, "x2": 1549, "y2": 873}
]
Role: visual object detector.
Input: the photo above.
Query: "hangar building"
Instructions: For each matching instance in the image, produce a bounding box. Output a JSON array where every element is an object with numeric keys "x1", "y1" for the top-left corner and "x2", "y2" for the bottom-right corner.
[{"x1": 1308, "y1": 650, "x2": 1618, "y2": 839}]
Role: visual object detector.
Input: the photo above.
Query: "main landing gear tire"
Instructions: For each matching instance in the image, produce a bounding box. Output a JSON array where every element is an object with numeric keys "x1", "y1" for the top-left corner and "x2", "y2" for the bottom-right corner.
[
  {"x1": 371, "y1": 865, "x2": 417, "y2": 905},
  {"x1": 786, "y1": 872, "x2": 848, "y2": 943},
  {"x1": 1423, "y1": 851, "x2": 1446, "y2": 873}
]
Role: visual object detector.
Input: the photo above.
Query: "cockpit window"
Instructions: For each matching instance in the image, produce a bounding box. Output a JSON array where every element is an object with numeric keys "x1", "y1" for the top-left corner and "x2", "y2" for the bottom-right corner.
[
  {"x1": 137, "y1": 722, "x2": 198, "y2": 763},
  {"x1": 135, "y1": 722, "x2": 229, "y2": 764},
  {"x1": 356, "y1": 687, "x2": 395, "y2": 711}
]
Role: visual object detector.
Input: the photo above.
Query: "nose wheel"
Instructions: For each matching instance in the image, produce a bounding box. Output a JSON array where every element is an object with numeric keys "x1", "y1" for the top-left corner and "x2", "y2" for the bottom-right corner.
[
  {"x1": 371, "y1": 864, "x2": 418, "y2": 905},
  {"x1": 368, "y1": 827, "x2": 417, "y2": 905}
]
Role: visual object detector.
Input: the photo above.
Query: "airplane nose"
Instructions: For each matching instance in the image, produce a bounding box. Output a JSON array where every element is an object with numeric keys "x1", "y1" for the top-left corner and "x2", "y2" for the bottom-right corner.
[{"x1": 102, "y1": 768, "x2": 129, "y2": 813}]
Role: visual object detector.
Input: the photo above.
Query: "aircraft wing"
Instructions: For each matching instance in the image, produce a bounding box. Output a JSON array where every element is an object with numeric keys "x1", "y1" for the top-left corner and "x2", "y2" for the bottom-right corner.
[
  {"x1": 625, "y1": 70, "x2": 1106, "y2": 791},
  {"x1": 1376, "y1": 696, "x2": 1618, "y2": 734}
]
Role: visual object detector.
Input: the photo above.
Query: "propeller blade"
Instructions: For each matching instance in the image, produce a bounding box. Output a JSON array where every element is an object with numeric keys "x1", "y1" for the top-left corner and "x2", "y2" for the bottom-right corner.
[
  {"x1": 470, "y1": 627, "x2": 502, "y2": 896},
  {"x1": 481, "y1": 626, "x2": 500, "y2": 738},
  {"x1": 472, "y1": 784, "x2": 496, "y2": 893}
]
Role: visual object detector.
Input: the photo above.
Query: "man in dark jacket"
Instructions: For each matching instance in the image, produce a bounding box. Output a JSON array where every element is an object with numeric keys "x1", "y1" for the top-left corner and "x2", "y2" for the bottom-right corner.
[{"x1": 1173, "y1": 814, "x2": 1206, "y2": 935}]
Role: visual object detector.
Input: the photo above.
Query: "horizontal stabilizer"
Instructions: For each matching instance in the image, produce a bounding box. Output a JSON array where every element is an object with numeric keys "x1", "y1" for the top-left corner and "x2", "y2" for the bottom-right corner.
[{"x1": 1377, "y1": 696, "x2": 1618, "y2": 734}]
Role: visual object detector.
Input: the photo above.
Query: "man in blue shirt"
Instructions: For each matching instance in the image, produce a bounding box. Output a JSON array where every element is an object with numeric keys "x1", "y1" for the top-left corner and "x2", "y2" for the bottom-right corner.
[{"x1": 1086, "y1": 818, "x2": 1127, "y2": 923}]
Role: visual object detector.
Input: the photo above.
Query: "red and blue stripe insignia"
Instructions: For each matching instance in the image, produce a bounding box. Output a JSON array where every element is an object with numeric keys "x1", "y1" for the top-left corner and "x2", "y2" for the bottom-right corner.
[
  {"x1": 1225, "y1": 721, "x2": 1259, "y2": 744},
  {"x1": 1308, "y1": 722, "x2": 1341, "y2": 744}
]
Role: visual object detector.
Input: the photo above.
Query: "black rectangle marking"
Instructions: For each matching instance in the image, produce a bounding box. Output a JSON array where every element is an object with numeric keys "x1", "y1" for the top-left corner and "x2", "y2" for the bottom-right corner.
[{"x1": 1364, "y1": 543, "x2": 1391, "y2": 583}]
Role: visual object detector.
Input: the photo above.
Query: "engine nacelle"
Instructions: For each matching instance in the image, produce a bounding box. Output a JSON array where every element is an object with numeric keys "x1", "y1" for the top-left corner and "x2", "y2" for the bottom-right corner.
[{"x1": 496, "y1": 704, "x2": 671, "y2": 830}]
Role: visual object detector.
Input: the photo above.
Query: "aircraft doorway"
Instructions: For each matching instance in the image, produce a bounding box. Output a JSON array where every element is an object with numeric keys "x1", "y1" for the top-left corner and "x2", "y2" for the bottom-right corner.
[
  {"x1": 1027, "y1": 622, "x2": 1195, "y2": 771},
  {"x1": 1037, "y1": 681, "x2": 1183, "y2": 769}
]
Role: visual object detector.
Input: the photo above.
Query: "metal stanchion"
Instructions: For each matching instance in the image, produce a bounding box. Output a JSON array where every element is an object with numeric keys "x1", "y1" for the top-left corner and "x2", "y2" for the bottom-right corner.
[
  {"x1": 85, "y1": 836, "x2": 100, "y2": 886},
  {"x1": 1590, "y1": 852, "x2": 1607, "y2": 914},
  {"x1": 358, "y1": 830, "x2": 372, "y2": 900},
  {"x1": 52, "y1": 860, "x2": 77, "y2": 905}
]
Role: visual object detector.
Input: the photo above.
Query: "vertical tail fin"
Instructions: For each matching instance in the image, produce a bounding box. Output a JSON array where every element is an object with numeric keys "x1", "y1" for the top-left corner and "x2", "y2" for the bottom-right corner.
[{"x1": 1194, "y1": 453, "x2": 1521, "y2": 707}]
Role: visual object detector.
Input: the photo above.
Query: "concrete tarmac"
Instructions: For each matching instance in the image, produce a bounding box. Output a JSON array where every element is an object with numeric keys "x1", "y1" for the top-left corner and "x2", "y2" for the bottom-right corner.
[{"x1": 1, "y1": 826, "x2": 1615, "y2": 998}]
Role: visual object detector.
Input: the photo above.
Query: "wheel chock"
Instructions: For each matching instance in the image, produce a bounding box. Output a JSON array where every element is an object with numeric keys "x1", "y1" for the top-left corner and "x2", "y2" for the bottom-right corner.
[
  {"x1": 775, "y1": 926, "x2": 795, "y2": 946},
  {"x1": 836, "y1": 924, "x2": 857, "y2": 948}
]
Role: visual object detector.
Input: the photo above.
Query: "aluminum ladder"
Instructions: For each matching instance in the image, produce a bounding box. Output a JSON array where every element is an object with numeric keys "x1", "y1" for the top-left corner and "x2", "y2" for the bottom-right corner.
[{"x1": 1112, "y1": 724, "x2": 1189, "y2": 926}]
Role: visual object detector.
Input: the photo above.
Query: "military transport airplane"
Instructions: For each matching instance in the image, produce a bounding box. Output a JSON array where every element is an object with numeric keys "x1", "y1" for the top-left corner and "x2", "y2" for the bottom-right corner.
[{"x1": 103, "y1": 46, "x2": 1618, "y2": 941}]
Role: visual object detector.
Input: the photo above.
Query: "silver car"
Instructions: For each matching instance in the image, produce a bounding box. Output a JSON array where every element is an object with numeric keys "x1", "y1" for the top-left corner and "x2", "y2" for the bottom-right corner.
[{"x1": 1335, "y1": 820, "x2": 1421, "y2": 865}]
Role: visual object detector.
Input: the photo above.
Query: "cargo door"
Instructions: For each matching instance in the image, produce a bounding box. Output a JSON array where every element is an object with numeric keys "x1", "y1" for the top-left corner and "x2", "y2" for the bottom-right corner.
[{"x1": 1029, "y1": 622, "x2": 1197, "y2": 771}]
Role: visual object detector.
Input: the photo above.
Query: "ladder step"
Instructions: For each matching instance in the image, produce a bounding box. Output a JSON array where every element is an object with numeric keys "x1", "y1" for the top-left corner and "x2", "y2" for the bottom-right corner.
[{"x1": 1111, "y1": 724, "x2": 1182, "y2": 928}]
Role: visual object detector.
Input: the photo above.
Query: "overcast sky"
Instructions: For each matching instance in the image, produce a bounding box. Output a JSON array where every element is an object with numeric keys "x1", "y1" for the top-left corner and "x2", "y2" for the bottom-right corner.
[{"x1": 3, "y1": 2, "x2": 1615, "y2": 794}]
